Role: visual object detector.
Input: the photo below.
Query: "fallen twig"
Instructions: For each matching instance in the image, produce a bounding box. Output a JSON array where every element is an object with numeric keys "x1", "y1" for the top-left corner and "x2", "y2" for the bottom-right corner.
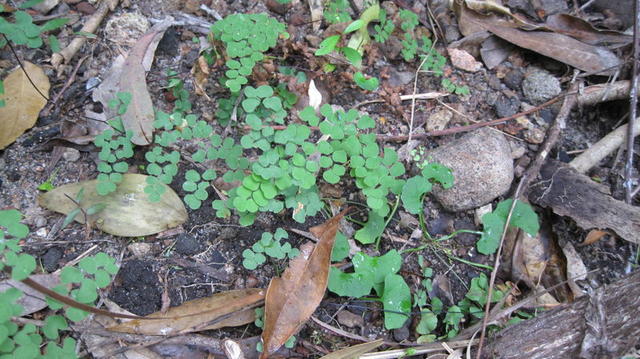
[{"x1": 625, "y1": 0, "x2": 640, "y2": 203}]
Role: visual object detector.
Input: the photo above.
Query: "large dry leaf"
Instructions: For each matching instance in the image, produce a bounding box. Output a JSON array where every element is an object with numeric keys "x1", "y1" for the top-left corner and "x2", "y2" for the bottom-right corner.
[
  {"x1": 38, "y1": 173, "x2": 187, "y2": 237},
  {"x1": 0, "y1": 62, "x2": 50, "y2": 149},
  {"x1": 108, "y1": 288, "x2": 264, "y2": 335},
  {"x1": 260, "y1": 210, "x2": 347, "y2": 358},
  {"x1": 92, "y1": 18, "x2": 173, "y2": 146},
  {"x1": 543, "y1": 14, "x2": 631, "y2": 47},
  {"x1": 454, "y1": 3, "x2": 621, "y2": 75},
  {"x1": 319, "y1": 339, "x2": 383, "y2": 359}
]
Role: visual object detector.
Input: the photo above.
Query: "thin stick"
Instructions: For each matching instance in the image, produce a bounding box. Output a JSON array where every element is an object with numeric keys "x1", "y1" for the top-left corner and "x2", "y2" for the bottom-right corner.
[
  {"x1": 379, "y1": 95, "x2": 562, "y2": 142},
  {"x1": 2, "y1": 34, "x2": 50, "y2": 102},
  {"x1": 407, "y1": 55, "x2": 430, "y2": 145},
  {"x1": 625, "y1": 0, "x2": 640, "y2": 203}
]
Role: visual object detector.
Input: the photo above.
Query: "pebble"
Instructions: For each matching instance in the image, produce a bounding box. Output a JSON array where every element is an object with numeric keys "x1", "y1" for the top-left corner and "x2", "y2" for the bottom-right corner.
[
  {"x1": 392, "y1": 320, "x2": 411, "y2": 341},
  {"x1": 425, "y1": 127, "x2": 514, "y2": 211},
  {"x1": 447, "y1": 48, "x2": 482, "y2": 72},
  {"x1": 522, "y1": 68, "x2": 561, "y2": 104},
  {"x1": 35, "y1": 216, "x2": 47, "y2": 228},
  {"x1": 426, "y1": 109, "x2": 453, "y2": 132},
  {"x1": 36, "y1": 227, "x2": 48, "y2": 237},
  {"x1": 128, "y1": 242, "x2": 152, "y2": 257},
  {"x1": 502, "y1": 68, "x2": 524, "y2": 91},
  {"x1": 62, "y1": 148, "x2": 81, "y2": 162},
  {"x1": 174, "y1": 233, "x2": 202, "y2": 256},
  {"x1": 494, "y1": 95, "x2": 520, "y2": 118},
  {"x1": 41, "y1": 247, "x2": 63, "y2": 272},
  {"x1": 337, "y1": 310, "x2": 364, "y2": 328}
]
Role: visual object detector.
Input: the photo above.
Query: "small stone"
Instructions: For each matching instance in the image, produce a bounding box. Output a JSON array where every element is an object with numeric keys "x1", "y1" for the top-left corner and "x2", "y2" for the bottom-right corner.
[
  {"x1": 62, "y1": 148, "x2": 81, "y2": 162},
  {"x1": 337, "y1": 310, "x2": 364, "y2": 328},
  {"x1": 502, "y1": 68, "x2": 524, "y2": 91},
  {"x1": 35, "y1": 216, "x2": 47, "y2": 227},
  {"x1": 494, "y1": 95, "x2": 520, "y2": 118},
  {"x1": 174, "y1": 234, "x2": 202, "y2": 256},
  {"x1": 447, "y1": 48, "x2": 482, "y2": 72},
  {"x1": 522, "y1": 68, "x2": 561, "y2": 104},
  {"x1": 128, "y1": 242, "x2": 152, "y2": 257},
  {"x1": 388, "y1": 68, "x2": 414, "y2": 87},
  {"x1": 509, "y1": 141, "x2": 526, "y2": 159},
  {"x1": 41, "y1": 247, "x2": 63, "y2": 272},
  {"x1": 426, "y1": 109, "x2": 453, "y2": 132},
  {"x1": 426, "y1": 127, "x2": 514, "y2": 211},
  {"x1": 75, "y1": 2, "x2": 96, "y2": 14},
  {"x1": 392, "y1": 320, "x2": 411, "y2": 341},
  {"x1": 36, "y1": 227, "x2": 48, "y2": 237},
  {"x1": 475, "y1": 204, "x2": 493, "y2": 226},
  {"x1": 524, "y1": 127, "x2": 545, "y2": 144},
  {"x1": 245, "y1": 275, "x2": 259, "y2": 288}
]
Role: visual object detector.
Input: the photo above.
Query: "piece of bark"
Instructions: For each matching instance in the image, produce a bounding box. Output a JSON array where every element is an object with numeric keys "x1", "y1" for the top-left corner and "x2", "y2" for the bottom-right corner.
[
  {"x1": 482, "y1": 270, "x2": 640, "y2": 358},
  {"x1": 527, "y1": 160, "x2": 640, "y2": 244}
]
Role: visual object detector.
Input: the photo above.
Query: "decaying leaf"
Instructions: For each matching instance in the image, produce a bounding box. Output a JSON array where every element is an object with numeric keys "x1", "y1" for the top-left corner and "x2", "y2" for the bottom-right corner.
[
  {"x1": 453, "y1": 2, "x2": 621, "y2": 75},
  {"x1": 108, "y1": 288, "x2": 264, "y2": 335},
  {"x1": 544, "y1": 14, "x2": 631, "y2": 47},
  {"x1": 0, "y1": 62, "x2": 50, "y2": 149},
  {"x1": 261, "y1": 209, "x2": 348, "y2": 358},
  {"x1": 581, "y1": 229, "x2": 611, "y2": 246},
  {"x1": 192, "y1": 55, "x2": 211, "y2": 98},
  {"x1": 38, "y1": 173, "x2": 187, "y2": 237},
  {"x1": 92, "y1": 18, "x2": 174, "y2": 146},
  {"x1": 319, "y1": 339, "x2": 384, "y2": 359}
]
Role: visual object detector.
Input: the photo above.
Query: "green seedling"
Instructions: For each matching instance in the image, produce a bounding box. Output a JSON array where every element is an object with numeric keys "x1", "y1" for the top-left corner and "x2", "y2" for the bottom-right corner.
[
  {"x1": 328, "y1": 250, "x2": 411, "y2": 329},
  {"x1": 242, "y1": 228, "x2": 299, "y2": 270},
  {"x1": 478, "y1": 199, "x2": 539, "y2": 255},
  {"x1": 0, "y1": 8, "x2": 68, "y2": 49},
  {"x1": 401, "y1": 163, "x2": 454, "y2": 215},
  {"x1": 61, "y1": 188, "x2": 106, "y2": 229},
  {"x1": 372, "y1": 9, "x2": 394, "y2": 43},
  {"x1": 353, "y1": 71, "x2": 379, "y2": 91},
  {"x1": 441, "y1": 78, "x2": 470, "y2": 96},
  {"x1": 324, "y1": 0, "x2": 351, "y2": 24},
  {"x1": 93, "y1": 92, "x2": 135, "y2": 196},
  {"x1": 38, "y1": 169, "x2": 59, "y2": 192},
  {"x1": 211, "y1": 13, "x2": 288, "y2": 92}
]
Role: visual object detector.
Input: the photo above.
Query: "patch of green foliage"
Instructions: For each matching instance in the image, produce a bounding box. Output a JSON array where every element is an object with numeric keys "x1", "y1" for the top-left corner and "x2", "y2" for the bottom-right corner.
[
  {"x1": 353, "y1": 71, "x2": 379, "y2": 91},
  {"x1": 0, "y1": 209, "x2": 118, "y2": 358},
  {"x1": 242, "y1": 228, "x2": 299, "y2": 270},
  {"x1": 478, "y1": 199, "x2": 539, "y2": 255},
  {"x1": 328, "y1": 250, "x2": 411, "y2": 329},
  {"x1": 324, "y1": 0, "x2": 352, "y2": 24},
  {"x1": 372, "y1": 9, "x2": 394, "y2": 43},
  {"x1": 211, "y1": 13, "x2": 288, "y2": 92},
  {"x1": 94, "y1": 92, "x2": 134, "y2": 196}
]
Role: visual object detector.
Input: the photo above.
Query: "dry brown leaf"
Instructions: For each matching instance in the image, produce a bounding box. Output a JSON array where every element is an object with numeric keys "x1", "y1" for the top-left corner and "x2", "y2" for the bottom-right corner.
[
  {"x1": 581, "y1": 229, "x2": 611, "y2": 246},
  {"x1": 192, "y1": 55, "x2": 210, "y2": 98},
  {"x1": 0, "y1": 62, "x2": 50, "y2": 149},
  {"x1": 454, "y1": 3, "x2": 621, "y2": 75},
  {"x1": 108, "y1": 288, "x2": 264, "y2": 335},
  {"x1": 544, "y1": 14, "x2": 631, "y2": 47},
  {"x1": 260, "y1": 209, "x2": 348, "y2": 358}
]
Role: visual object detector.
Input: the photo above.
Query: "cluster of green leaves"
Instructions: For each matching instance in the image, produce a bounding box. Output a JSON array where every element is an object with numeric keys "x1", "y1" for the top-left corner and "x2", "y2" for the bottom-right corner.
[
  {"x1": 353, "y1": 71, "x2": 379, "y2": 91},
  {"x1": 0, "y1": 209, "x2": 118, "y2": 358},
  {"x1": 211, "y1": 13, "x2": 288, "y2": 92},
  {"x1": 164, "y1": 70, "x2": 192, "y2": 113},
  {"x1": 93, "y1": 92, "x2": 134, "y2": 196},
  {"x1": 324, "y1": 0, "x2": 352, "y2": 24},
  {"x1": 478, "y1": 199, "x2": 539, "y2": 255},
  {"x1": 441, "y1": 77, "x2": 471, "y2": 96},
  {"x1": 401, "y1": 163, "x2": 454, "y2": 215},
  {"x1": 372, "y1": 9, "x2": 394, "y2": 43},
  {"x1": 328, "y1": 250, "x2": 411, "y2": 330},
  {"x1": 314, "y1": 20, "x2": 364, "y2": 69},
  {"x1": 242, "y1": 228, "x2": 299, "y2": 270},
  {"x1": 0, "y1": 3, "x2": 67, "y2": 49}
]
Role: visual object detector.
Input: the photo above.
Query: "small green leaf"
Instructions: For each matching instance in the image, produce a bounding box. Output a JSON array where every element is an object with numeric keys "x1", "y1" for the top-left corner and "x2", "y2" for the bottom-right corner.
[
  {"x1": 381, "y1": 274, "x2": 411, "y2": 329},
  {"x1": 344, "y1": 19, "x2": 364, "y2": 33},
  {"x1": 354, "y1": 212, "x2": 385, "y2": 244},
  {"x1": 315, "y1": 35, "x2": 340, "y2": 56}
]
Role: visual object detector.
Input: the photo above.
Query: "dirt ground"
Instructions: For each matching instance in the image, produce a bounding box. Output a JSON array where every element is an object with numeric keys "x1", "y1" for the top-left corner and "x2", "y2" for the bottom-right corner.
[{"x1": 0, "y1": 0, "x2": 638, "y2": 358}]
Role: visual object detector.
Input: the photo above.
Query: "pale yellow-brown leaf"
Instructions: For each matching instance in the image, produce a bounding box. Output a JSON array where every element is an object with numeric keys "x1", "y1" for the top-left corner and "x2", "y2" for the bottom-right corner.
[
  {"x1": 0, "y1": 62, "x2": 50, "y2": 149},
  {"x1": 38, "y1": 174, "x2": 187, "y2": 237},
  {"x1": 108, "y1": 288, "x2": 264, "y2": 335}
]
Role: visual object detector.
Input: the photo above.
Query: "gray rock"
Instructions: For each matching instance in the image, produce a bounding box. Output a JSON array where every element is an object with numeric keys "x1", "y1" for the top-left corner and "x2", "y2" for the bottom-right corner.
[
  {"x1": 425, "y1": 128, "x2": 514, "y2": 211},
  {"x1": 503, "y1": 68, "x2": 524, "y2": 91},
  {"x1": 522, "y1": 68, "x2": 561, "y2": 104},
  {"x1": 494, "y1": 95, "x2": 520, "y2": 118},
  {"x1": 174, "y1": 233, "x2": 202, "y2": 256}
]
